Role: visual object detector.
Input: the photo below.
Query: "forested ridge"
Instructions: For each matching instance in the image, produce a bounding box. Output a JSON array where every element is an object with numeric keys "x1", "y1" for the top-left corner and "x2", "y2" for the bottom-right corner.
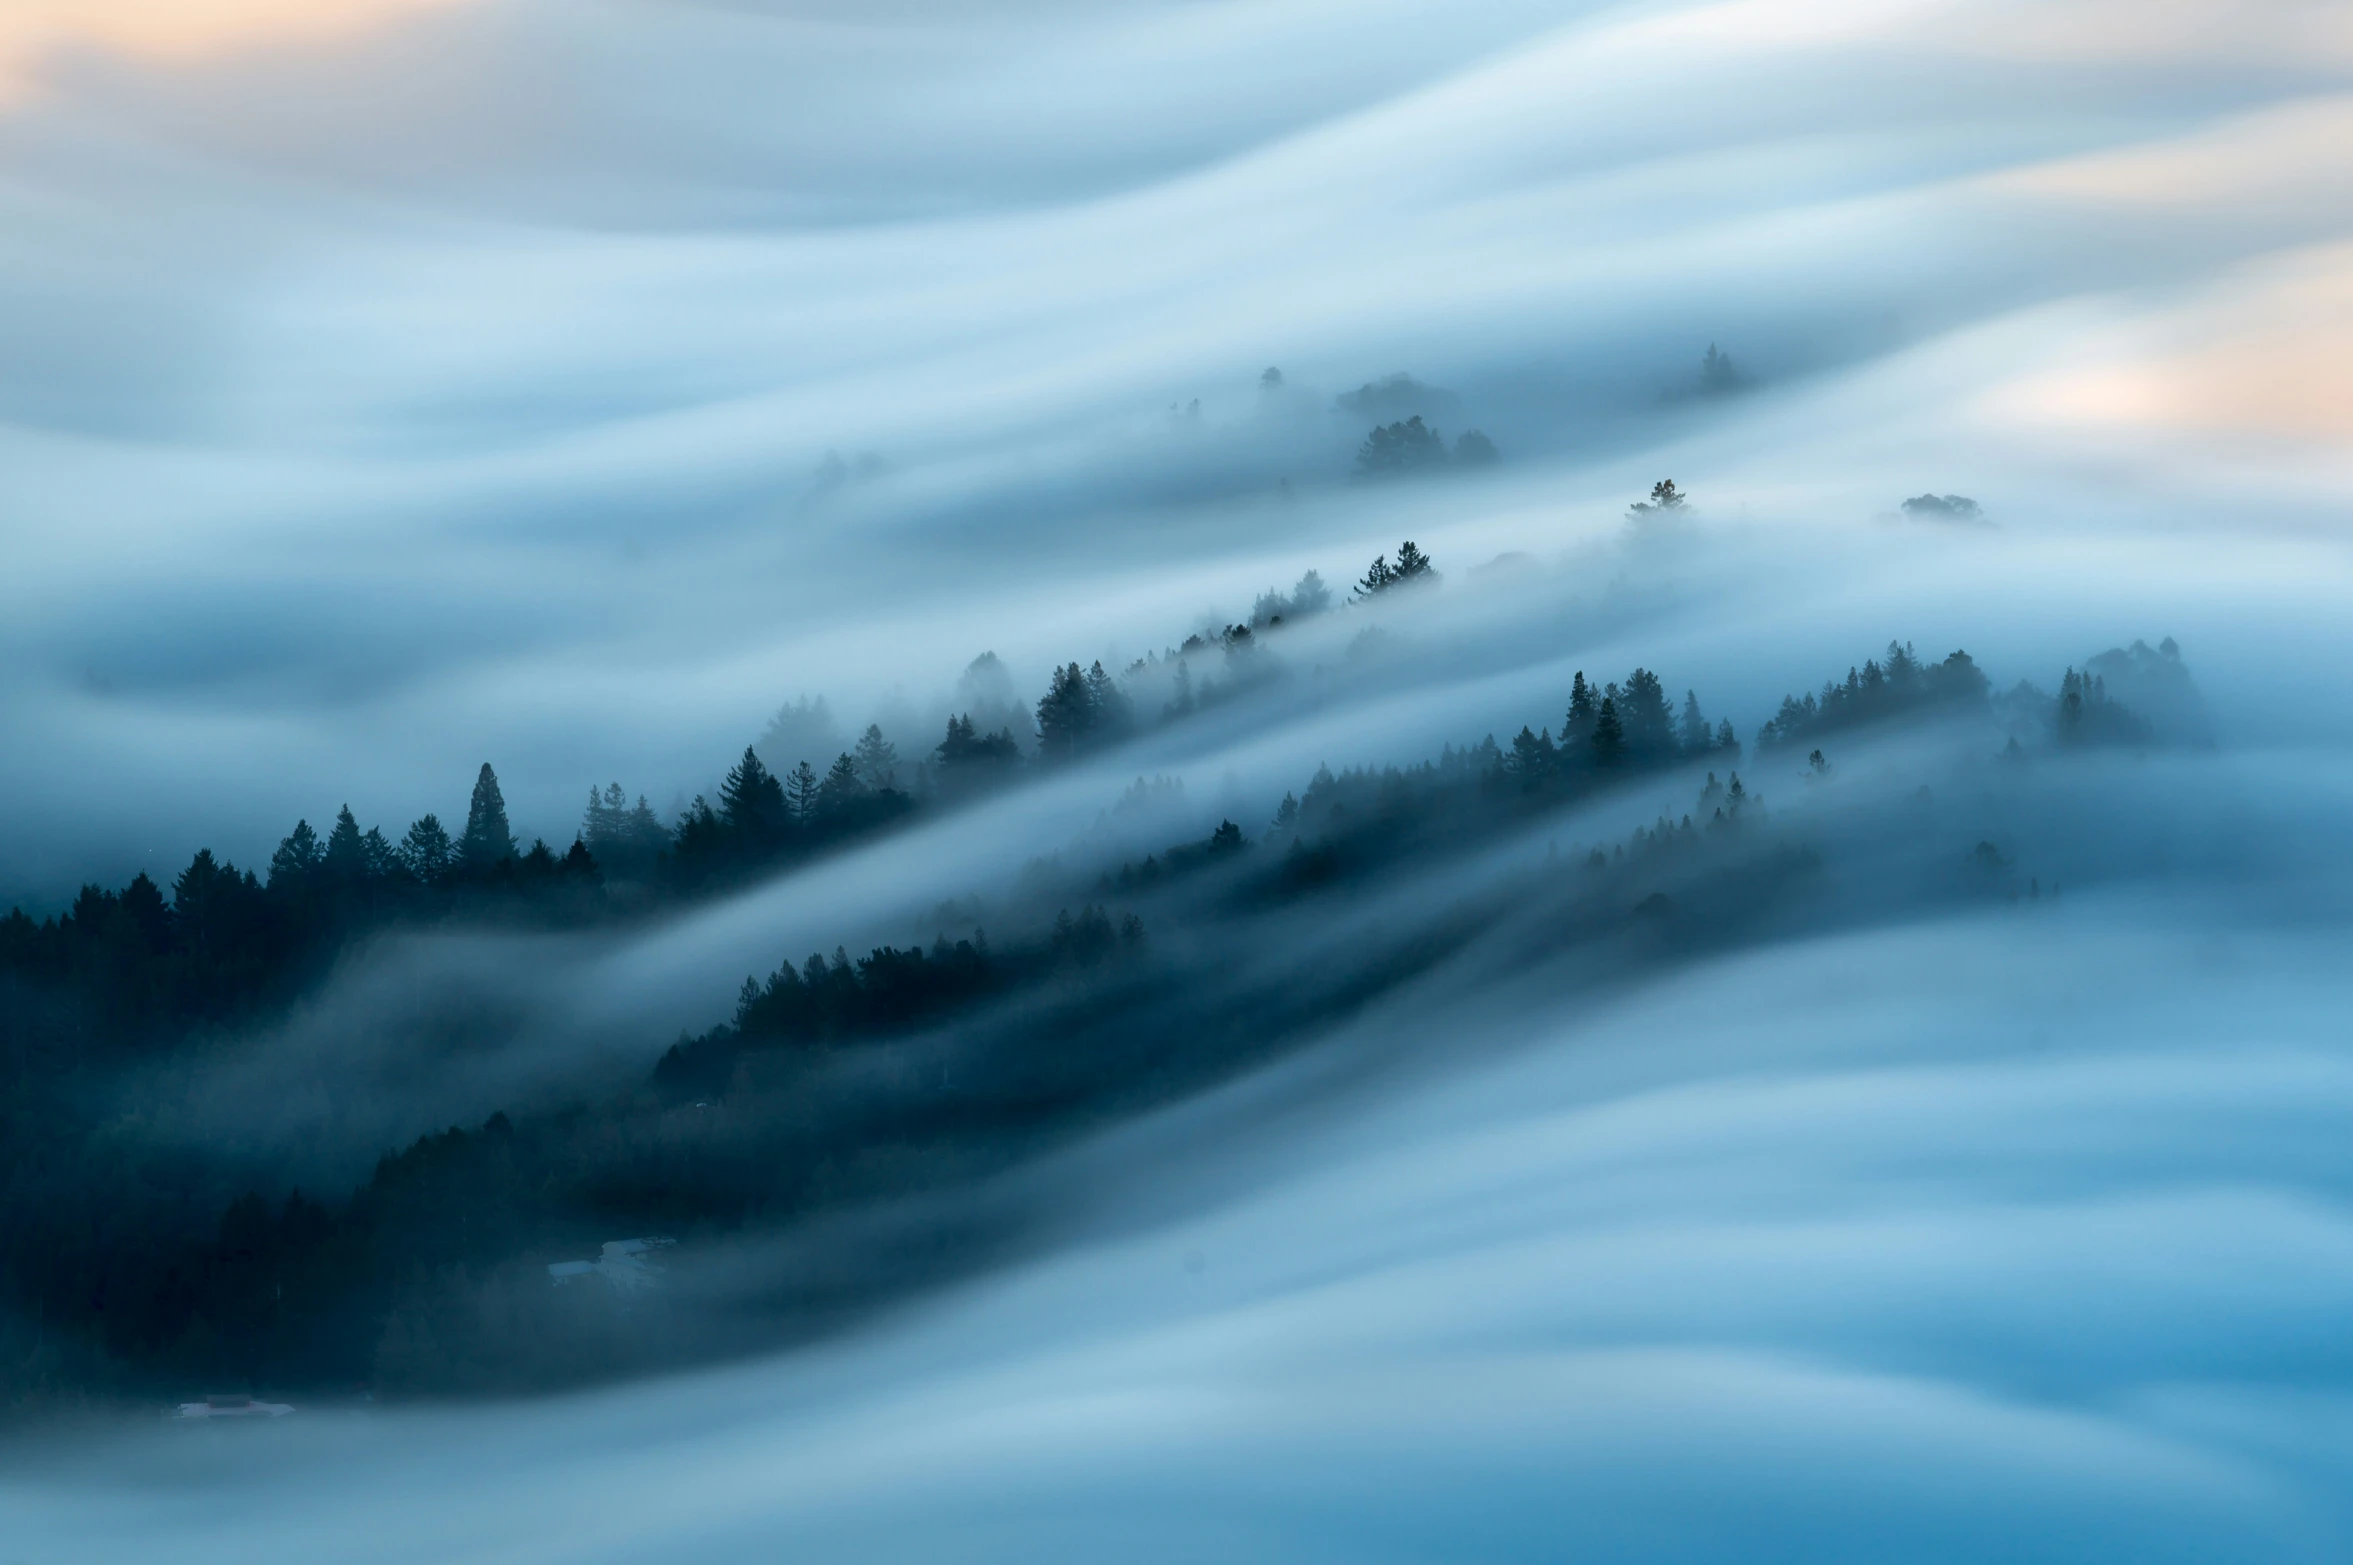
[{"x1": 0, "y1": 585, "x2": 2178, "y2": 1412}]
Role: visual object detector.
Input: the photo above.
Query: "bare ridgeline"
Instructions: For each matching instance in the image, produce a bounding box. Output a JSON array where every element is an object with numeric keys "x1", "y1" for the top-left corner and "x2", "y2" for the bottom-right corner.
[{"x1": 0, "y1": 530, "x2": 2208, "y2": 1412}]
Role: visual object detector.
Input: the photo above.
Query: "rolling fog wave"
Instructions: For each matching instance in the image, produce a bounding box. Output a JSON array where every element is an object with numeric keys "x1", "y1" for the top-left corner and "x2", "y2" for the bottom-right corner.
[
  {"x1": 6, "y1": 0, "x2": 2353, "y2": 1558},
  {"x1": 14, "y1": 899, "x2": 2353, "y2": 1561}
]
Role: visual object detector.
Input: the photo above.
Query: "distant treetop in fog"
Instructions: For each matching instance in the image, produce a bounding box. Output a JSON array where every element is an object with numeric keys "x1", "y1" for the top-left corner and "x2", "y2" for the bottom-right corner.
[
  {"x1": 1902, "y1": 493, "x2": 1985, "y2": 522},
  {"x1": 1354, "y1": 416, "x2": 1500, "y2": 478},
  {"x1": 1335, "y1": 372, "x2": 1458, "y2": 424},
  {"x1": 1629, "y1": 479, "x2": 1688, "y2": 518}
]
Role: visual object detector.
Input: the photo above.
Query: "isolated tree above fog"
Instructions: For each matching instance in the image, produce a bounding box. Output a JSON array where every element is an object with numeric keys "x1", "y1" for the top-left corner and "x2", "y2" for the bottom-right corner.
[
  {"x1": 459, "y1": 763, "x2": 515, "y2": 870},
  {"x1": 1356, "y1": 541, "x2": 1438, "y2": 598}
]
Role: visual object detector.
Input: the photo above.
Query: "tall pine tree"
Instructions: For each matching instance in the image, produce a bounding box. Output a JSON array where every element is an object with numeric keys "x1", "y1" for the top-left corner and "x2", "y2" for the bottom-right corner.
[{"x1": 459, "y1": 763, "x2": 515, "y2": 870}]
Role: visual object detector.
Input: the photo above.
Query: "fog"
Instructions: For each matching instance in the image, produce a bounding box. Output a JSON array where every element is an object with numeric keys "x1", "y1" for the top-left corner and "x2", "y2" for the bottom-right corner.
[
  {"x1": 4, "y1": 0, "x2": 2348, "y2": 904},
  {"x1": 6, "y1": 0, "x2": 2353, "y2": 1557}
]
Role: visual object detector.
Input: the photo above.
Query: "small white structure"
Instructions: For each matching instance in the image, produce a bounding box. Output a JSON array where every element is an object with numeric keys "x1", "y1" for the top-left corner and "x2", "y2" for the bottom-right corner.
[
  {"x1": 548, "y1": 1236, "x2": 676, "y2": 1292},
  {"x1": 174, "y1": 1393, "x2": 293, "y2": 1420}
]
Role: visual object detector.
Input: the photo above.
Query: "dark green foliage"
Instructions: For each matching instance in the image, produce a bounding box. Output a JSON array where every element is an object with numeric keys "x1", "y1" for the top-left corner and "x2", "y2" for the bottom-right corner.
[
  {"x1": 1355, "y1": 541, "x2": 1438, "y2": 599},
  {"x1": 1035, "y1": 661, "x2": 1131, "y2": 761},
  {"x1": 1755, "y1": 641, "x2": 1992, "y2": 750},
  {"x1": 718, "y1": 747, "x2": 789, "y2": 846},
  {"x1": 935, "y1": 715, "x2": 1021, "y2": 796},
  {"x1": 1590, "y1": 696, "x2": 1626, "y2": 768},
  {"x1": 0, "y1": 633, "x2": 2137, "y2": 1408},
  {"x1": 1355, "y1": 415, "x2": 1449, "y2": 476}
]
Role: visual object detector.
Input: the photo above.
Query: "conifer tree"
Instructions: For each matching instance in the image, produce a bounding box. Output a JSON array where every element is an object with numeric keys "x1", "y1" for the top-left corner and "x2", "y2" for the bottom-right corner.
[
  {"x1": 401, "y1": 814, "x2": 454, "y2": 882},
  {"x1": 1679, "y1": 691, "x2": 1710, "y2": 753},
  {"x1": 459, "y1": 763, "x2": 515, "y2": 870},
  {"x1": 1618, "y1": 669, "x2": 1674, "y2": 759},
  {"x1": 852, "y1": 725, "x2": 899, "y2": 791},
  {"x1": 1036, "y1": 663, "x2": 1095, "y2": 759},
  {"x1": 817, "y1": 753, "x2": 866, "y2": 818},
  {"x1": 1563, "y1": 673, "x2": 1596, "y2": 754},
  {"x1": 322, "y1": 806, "x2": 368, "y2": 883},
  {"x1": 1590, "y1": 696, "x2": 1626, "y2": 768},
  {"x1": 269, "y1": 820, "x2": 323, "y2": 887},
  {"x1": 718, "y1": 747, "x2": 788, "y2": 842},
  {"x1": 1084, "y1": 662, "x2": 1131, "y2": 740},
  {"x1": 1290, "y1": 569, "x2": 1332, "y2": 617},
  {"x1": 785, "y1": 761, "x2": 820, "y2": 822}
]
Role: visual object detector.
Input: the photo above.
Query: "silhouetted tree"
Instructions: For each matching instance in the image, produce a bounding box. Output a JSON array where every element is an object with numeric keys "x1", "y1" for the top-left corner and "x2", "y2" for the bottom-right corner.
[
  {"x1": 459, "y1": 764, "x2": 515, "y2": 871},
  {"x1": 322, "y1": 806, "x2": 368, "y2": 885},
  {"x1": 1591, "y1": 697, "x2": 1626, "y2": 768},
  {"x1": 785, "y1": 761, "x2": 820, "y2": 823},
  {"x1": 1618, "y1": 669, "x2": 1674, "y2": 760},
  {"x1": 269, "y1": 821, "x2": 323, "y2": 888},
  {"x1": 1563, "y1": 673, "x2": 1597, "y2": 757},
  {"x1": 817, "y1": 754, "x2": 867, "y2": 819},
  {"x1": 718, "y1": 747, "x2": 788, "y2": 846},
  {"x1": 400, "y1": 815, "x2": 454, "y2": 883}
]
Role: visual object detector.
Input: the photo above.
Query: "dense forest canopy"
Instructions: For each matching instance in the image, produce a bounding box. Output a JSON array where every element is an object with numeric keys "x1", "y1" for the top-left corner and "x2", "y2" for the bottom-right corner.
[{"x1": 1, "y1": 521, "x2": 2191, "y2": 1414}]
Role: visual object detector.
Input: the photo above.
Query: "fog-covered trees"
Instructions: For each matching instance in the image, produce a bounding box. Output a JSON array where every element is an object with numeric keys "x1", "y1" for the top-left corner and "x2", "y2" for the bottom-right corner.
[
  {"x1": 581, "y1": 786, "x2": 666, "y2": 880},
  {"x1": 2054, "y1": 668, "x2": 2154, "y2": 748},
  {"x1": 1036, "y1": 660, "x2": 1132, "y2": 760},
  {"x1": 1755, "y1": 642, "x2": 1990, "y2": 750},
  {"x1": 1354, "y1": 415, "x2": 1499, "y2": 478},
  {"x1": 1355, "y1": 541, "x2": 1438, "y2": 599},
  {"x1": 852, "y1": 725, "x2": 899, "y2": 791},
  {"x1": 1251, "y1": 569, "x2": 1333, "y2": 628},
  {"x1": 1629, "y1": 479, "x2": 1687, "y2": 517}
]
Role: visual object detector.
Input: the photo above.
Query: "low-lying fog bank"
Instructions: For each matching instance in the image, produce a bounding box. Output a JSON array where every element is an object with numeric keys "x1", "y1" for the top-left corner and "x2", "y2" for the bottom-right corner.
[{"x1": 12, "y1": 888, "x2": 2353, "y2": 1562}]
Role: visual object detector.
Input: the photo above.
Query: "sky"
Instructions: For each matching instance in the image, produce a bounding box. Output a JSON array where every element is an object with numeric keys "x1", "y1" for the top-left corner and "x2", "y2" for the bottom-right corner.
[{"x1": 6, "y1": 2, "x2": 2353, "y2": 1557}]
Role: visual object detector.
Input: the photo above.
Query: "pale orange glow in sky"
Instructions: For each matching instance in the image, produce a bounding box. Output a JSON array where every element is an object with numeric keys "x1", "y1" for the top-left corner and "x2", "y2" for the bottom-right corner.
[
  {"x1": 0, "y1": 0, "x2": 469, "y2": 100},
  {"x1": 1997, "y1": 243, "x2": 2353, "y2": 448}
]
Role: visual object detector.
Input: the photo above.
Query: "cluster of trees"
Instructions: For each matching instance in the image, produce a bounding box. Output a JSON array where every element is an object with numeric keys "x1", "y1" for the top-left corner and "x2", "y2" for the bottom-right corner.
[
  {"x1": 1755, "y1": 642, "x2": 1992, "y2": 750},
  {"x1": 0, "y1": 764, "x2": 606, "y2": 1070},
  {"x1": 1496, "y1": 668, "x2": 1739, "y2": 793},
  {"x1": 669, "y1": 735, "x2": 915, "y2": 890},
  {"x1": 1035, "y1": 662, "x2": 1135, "y2": 761},
  {"x1": 2053, "y1": 667, "x2": 2154, "y2": 748},
  {"x1": 1354, "y1": 416, "x2": 1500, "y2": 477},
  {"x1": 5, "y1": 629, "x2": 2177, "y2": 1410},
  {"x1": 1250, "y1": 569, "x2": 1333, "y2": 629},
  {"x1": 1354, "y1": 540, "x2": 1439, "y2": 598}
]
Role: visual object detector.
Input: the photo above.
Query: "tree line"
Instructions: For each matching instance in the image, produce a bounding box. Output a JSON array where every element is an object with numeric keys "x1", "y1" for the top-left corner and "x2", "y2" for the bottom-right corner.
[{"x1": 1, "y1": 632, "x2": 2168, "y2": 1412}]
